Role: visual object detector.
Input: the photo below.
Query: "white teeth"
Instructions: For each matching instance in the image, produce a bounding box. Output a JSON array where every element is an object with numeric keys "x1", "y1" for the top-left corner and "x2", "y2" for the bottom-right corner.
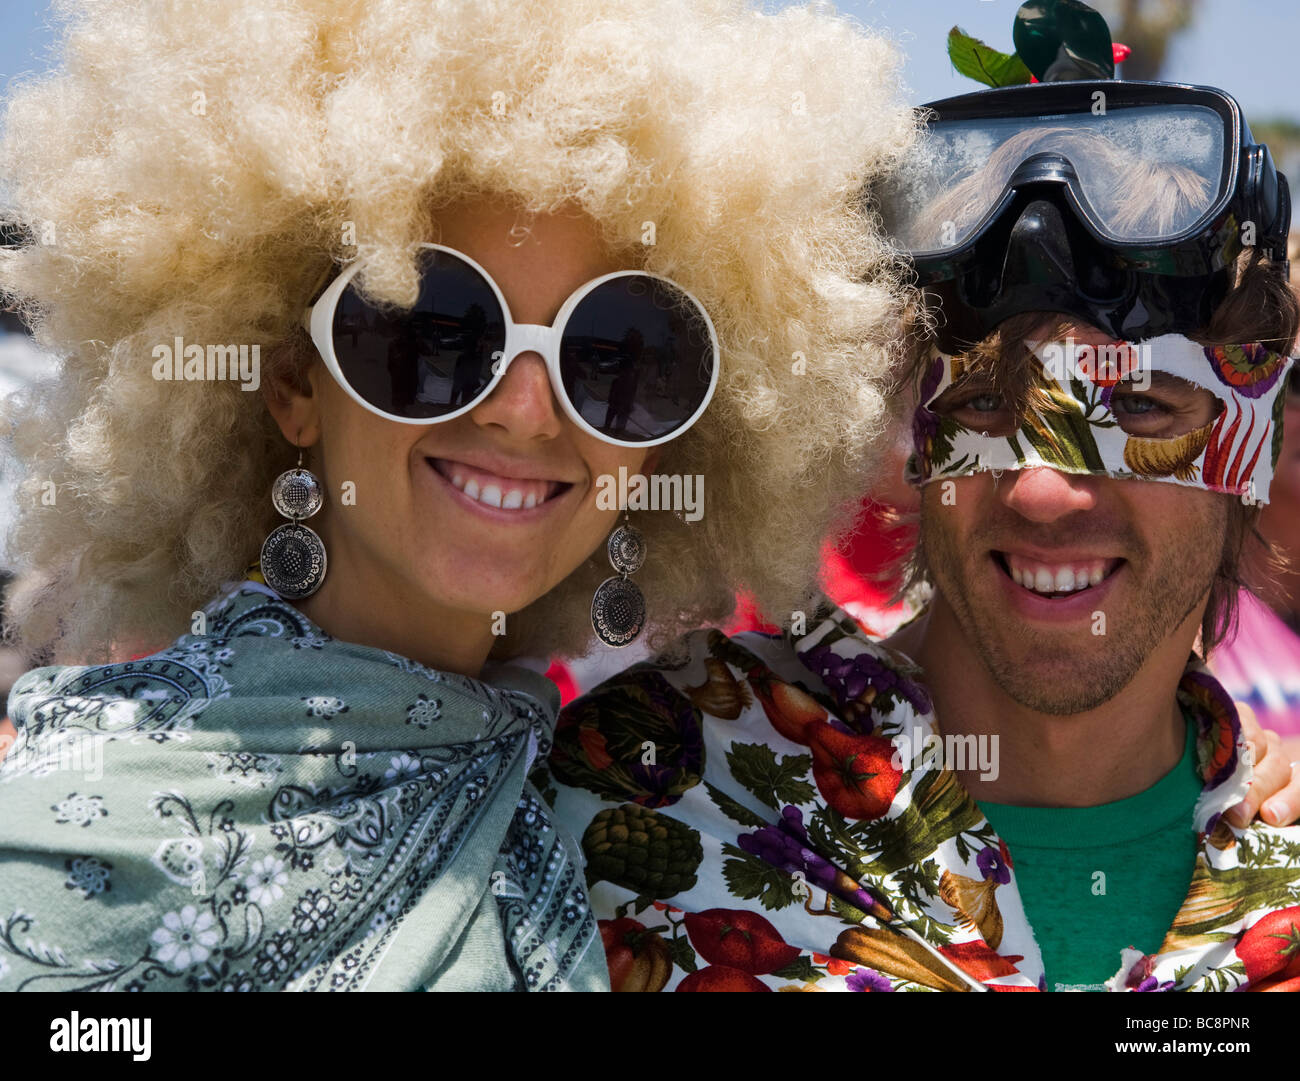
[
  {"x1": 1006, "y1": 554, "x2": 1113, "y2": 595},
  {"x1": 444, "y1": 467, "x2": 548, "y2": 510},
  {"x1": 436, "y1": 458, "x2": 560, "y2": 511}
]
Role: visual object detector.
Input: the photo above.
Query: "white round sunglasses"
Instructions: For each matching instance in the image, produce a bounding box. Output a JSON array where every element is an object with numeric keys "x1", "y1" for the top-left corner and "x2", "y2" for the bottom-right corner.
[{"x1": 302, "y1": 243, "x2": 720, "y2": 448}]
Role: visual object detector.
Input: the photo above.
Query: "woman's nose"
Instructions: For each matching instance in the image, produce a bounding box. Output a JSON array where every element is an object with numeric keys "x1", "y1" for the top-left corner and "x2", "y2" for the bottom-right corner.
[{"x1": 471, "y1": 350, "x2": 565, "y2": 442}]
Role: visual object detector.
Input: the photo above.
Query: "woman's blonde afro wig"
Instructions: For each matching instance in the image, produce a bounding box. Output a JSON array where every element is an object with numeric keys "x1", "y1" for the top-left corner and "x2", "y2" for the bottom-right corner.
[{"x1": 0, "y1": 0, "x2": 918, "y2": 664}]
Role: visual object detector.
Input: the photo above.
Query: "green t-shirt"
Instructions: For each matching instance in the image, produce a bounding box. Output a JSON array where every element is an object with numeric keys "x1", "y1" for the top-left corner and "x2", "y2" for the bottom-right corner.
[{"x1": 976, "y1": 719, "x2": 1202, "y2": 991}]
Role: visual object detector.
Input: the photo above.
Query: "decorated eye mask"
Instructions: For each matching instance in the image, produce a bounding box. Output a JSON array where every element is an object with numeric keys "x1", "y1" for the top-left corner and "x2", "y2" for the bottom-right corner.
[{"x1": 906, "y1": 334, "x2": 1294, "y2": 504}]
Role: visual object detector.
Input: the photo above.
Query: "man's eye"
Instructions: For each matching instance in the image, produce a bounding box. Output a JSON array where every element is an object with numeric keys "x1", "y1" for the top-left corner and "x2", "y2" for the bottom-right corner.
[
  {"x1": 937, "y1": 388, "x2": 1017, "y2": 437},
  {"x1": 1108, "y1": 386, "x2": 1221, "y2": 439},
  {"x1": 1112, "y1": 394, "x2": 1161, "y2": 416}
]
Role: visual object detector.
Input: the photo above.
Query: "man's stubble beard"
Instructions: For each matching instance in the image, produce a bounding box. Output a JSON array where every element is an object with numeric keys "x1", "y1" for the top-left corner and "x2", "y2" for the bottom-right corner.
[{"x1": 919, "y1": 499, "x2": 1226, "y2": 715}]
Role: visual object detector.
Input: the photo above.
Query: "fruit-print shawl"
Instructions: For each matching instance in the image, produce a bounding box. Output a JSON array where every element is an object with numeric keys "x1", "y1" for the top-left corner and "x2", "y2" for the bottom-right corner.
[
  {"x1": 0, "y1": 580, "x2": 607, "y2": 992},
  {"x1": 536, "y1": 602, "x2": 1300, "y2": 992}
]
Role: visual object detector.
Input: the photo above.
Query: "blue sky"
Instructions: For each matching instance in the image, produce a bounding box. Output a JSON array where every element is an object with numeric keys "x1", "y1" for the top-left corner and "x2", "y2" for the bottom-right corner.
[
  {"x1": 3, "y1": 0, "x2": 1298, "y2": 122},
  {"x1": 833, "y1": 0, "x2": 1300, "y2": 120}
]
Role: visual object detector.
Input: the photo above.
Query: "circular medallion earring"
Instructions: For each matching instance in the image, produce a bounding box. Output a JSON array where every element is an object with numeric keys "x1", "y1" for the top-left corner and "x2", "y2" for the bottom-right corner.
[
  {"x1": 591, "y1": 513, "x2": 646, "y2": 648},
  {"x1": 260, "y1": 445, "x2": 327, "y2": 599}
]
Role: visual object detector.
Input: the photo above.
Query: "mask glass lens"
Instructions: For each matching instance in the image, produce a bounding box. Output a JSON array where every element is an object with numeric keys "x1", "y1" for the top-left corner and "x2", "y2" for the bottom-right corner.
[{"x1": 878, "y1": 103, "x2": 1226, "y2": 253}]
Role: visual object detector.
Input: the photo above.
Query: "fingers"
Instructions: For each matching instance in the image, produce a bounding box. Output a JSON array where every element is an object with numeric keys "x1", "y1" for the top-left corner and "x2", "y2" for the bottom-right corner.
[
  {"x1": 1260, "y1": 739, "x2": 1300, "y2": 827},
  {"x1": 1228, "y1": 722, "x2": 1294, "y2": 827}
]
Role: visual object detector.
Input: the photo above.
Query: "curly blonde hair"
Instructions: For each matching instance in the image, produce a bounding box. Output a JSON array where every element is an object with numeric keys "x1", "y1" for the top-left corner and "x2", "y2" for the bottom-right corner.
[{"x1": 0, "y1": 0, "x2": 918, "y2": 665}]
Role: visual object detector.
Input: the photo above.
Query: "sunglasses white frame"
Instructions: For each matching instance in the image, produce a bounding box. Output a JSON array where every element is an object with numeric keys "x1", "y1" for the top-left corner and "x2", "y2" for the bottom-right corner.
[{"x1": 302, "y1": 242, "x2": 720, "y2": 448}]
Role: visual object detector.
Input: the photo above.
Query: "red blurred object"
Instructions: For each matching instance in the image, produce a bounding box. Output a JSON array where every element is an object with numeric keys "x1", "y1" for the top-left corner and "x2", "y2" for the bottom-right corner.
[
  {"x1": 545, "y1": 659, "x2": 580, "y2": 707},
  {"x1": 727, "y1": 497, "x2": 916, "y2": 636}
]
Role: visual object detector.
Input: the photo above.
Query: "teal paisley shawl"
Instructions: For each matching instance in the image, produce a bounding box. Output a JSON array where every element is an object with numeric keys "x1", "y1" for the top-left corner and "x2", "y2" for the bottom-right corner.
[{"x1": 0, "y1": 581, "x2": 607, "y2": 992}]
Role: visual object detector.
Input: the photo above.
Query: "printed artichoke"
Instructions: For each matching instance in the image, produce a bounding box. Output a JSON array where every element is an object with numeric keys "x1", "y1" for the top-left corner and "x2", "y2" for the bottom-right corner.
[{"x1": 582, "y1": 803, "x2": 703, "y2": 899}]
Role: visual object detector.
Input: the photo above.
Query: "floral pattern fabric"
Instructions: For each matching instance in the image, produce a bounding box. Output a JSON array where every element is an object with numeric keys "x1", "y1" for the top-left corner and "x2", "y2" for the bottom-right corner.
[
  {"x1": 537, "y1": 603, "x2": 1300, "y2": 991},
  {"x1": 907, "y1": 335, "x2": 1293, "y2": 503},
  {"x1": 0, "y1": 581, "x2": 606, "y2": 992}
]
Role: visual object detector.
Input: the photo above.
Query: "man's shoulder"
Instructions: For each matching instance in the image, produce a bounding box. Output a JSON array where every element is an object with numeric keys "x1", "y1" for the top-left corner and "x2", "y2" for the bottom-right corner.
[
  {"x1": 545, "y1": 608, "x2": 934, "y2": 810},
  {"x1": 622, "y1": 601, "x2": 923, "y2": 697},
  {"x1": 559, "y1": 608, "x2": 923, "y2": 730}
]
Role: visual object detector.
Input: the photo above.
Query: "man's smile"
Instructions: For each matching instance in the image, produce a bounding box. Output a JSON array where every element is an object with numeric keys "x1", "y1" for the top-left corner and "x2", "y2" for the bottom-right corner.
[
  {"x1": 986, "y1": 547, "x2": 1129, "y2": 623},
  {"x1": 995, "y1": 551, "x2": 1125, "y2": 598}
]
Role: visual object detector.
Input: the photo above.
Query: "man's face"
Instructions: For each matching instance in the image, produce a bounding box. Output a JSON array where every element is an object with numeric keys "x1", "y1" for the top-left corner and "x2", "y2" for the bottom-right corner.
[{"x1": 919, "y1": 329, "x2": 1230, "y2": 714}]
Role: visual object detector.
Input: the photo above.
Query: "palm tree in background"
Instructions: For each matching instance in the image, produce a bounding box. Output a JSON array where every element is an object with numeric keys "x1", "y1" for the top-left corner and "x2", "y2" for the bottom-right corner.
[
  {"x1": 1101, "y1": 0, "x2": 1200, "y2": 82},
  {"x1": 1093, "y1": 0, "x2": 1300, "y2": 226}
]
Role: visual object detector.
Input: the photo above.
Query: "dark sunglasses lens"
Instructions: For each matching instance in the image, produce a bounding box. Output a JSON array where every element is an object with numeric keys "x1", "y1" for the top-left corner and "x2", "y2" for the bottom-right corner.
[
  {"x1": 561, "y1": 277, "x2": 715, "y2": 442},
  {"x1": 331, "y1": 250, "x2": 506, "y2": 419}
]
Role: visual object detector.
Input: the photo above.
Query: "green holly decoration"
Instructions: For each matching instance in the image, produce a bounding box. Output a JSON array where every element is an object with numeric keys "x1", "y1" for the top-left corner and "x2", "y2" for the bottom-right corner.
[{"x1": 946, "y1": 27, "x2": 1034, "y2": 89}]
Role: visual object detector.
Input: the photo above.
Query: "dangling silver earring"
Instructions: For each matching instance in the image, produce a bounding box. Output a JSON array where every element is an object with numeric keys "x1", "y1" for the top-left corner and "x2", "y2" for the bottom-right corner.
[
  {"x1": 260, "y1": 445, "x2": 327, "y2": 599},
  {"x1": 591, "y1": 512, "x2": 646, "y2": 648}
]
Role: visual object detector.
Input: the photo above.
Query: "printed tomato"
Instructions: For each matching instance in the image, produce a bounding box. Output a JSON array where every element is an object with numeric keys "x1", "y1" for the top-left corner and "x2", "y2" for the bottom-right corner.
[
  {"x1": 599, "y1": 917, "x2": 673, "y2": 993},
  {"x1": 1239, "y1": 905, "x2": 1300, "y2": 985},
  {"x1": 683, "y1": 908, "x2": 801, "y2": 974},
  {"x1": 676, "y1": 964, "x2": 772, "y2": 991},
  {"x1": 806, "y1": 721, "x2": 902, "y2": 820}
]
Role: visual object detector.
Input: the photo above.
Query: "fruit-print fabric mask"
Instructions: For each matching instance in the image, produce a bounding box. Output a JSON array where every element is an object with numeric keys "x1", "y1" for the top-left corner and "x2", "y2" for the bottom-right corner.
[{"x1": 906, "y1": 333, "x2": 1294, "y2": 504}]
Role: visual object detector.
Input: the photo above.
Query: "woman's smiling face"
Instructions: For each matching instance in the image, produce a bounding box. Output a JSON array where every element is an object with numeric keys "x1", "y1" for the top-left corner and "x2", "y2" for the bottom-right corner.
[{"x1": 265, "y1": 194, "x2": 657, "y2": 670}]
